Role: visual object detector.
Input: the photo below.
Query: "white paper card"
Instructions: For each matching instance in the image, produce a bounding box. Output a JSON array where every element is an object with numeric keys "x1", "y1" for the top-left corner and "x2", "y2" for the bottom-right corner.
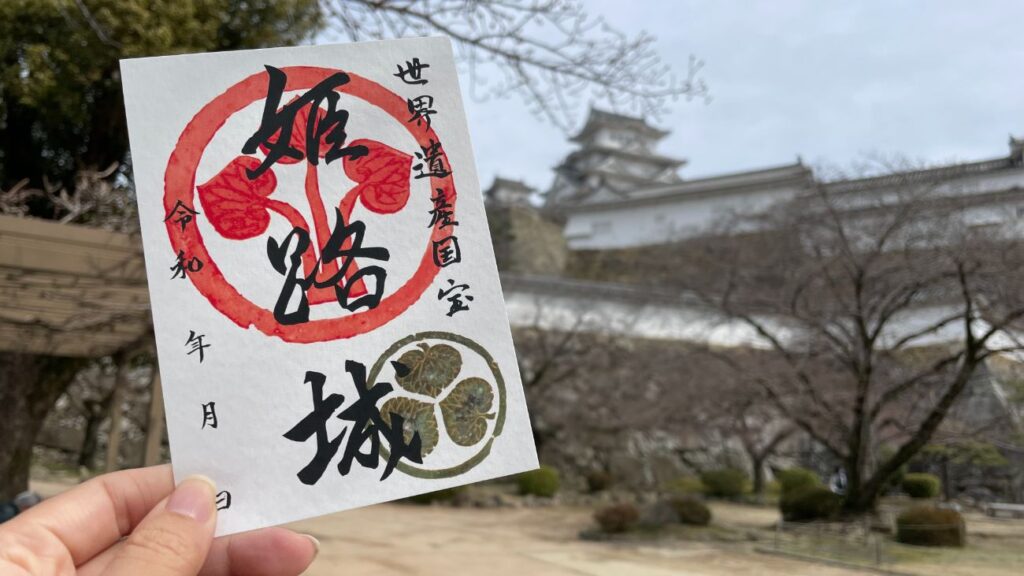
[{"x1": 121, "y1": 37, "x2": 537, "y2": 536}]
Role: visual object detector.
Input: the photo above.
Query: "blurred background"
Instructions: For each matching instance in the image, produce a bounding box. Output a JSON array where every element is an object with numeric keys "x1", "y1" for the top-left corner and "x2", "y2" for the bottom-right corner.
[{"x1": 2, "y1": 1, "x2": 1023, "y2": 574}]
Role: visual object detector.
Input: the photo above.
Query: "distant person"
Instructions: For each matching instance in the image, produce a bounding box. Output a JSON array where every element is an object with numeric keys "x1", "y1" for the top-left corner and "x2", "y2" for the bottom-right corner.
[
  {"x1": 0, "y1": 465, "x2": 318, "y2": 575},
  {"x1": 828, "y1": 466, "x2": 848, "y2": 495},
  {"x1": 0, "y1": 490, "x2": 40, "y2": 524},
  {"x1": 0, "y1": 500, "x2": 15, "y2": 524}
]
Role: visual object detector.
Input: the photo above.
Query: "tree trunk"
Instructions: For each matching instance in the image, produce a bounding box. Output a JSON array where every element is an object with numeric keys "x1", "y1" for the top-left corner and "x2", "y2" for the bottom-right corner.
[
  {"x1": 842, "y1": 450, "x2": 883, "y2": 514},
  {"x1": 843, "y1": 357, "x2": 982, "y2": 514},
  {"x1": 751, "y1": 456, "x2": 766, "y2": 496},
  {"x1": 76, "y1": 402, "x2": 104, "y2": 469},
  {"x1": 0, "y1": 352, "x2": 83, "y2": 500},
  {"x1": 143, "y1": 370, "x2": 166, "y2": 467},
  {"x1": 105, "y1": 352, "x2": 129, "y2": 472},
  {"x1": 941, "y1": 459, "x2": 951, "y2": 501}
]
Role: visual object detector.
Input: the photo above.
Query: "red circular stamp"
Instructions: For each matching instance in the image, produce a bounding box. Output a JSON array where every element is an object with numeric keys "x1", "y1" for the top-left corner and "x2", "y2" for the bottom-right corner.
[{"x1": 163, "y1": 66, "x2": 455, "y2": 343}]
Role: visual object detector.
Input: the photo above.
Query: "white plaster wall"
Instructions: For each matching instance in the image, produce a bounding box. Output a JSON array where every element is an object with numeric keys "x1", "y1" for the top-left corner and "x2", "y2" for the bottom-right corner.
[
  {"x1": 503, "y1": 287, "x2": 780, "y2": 347},
  {"x1": 503, "y1": 279, "x2": 1021, "y2": 354},
  {"x1": 564, "y1": 184, "x2": 800, "y2": 249},
  {"x1": 564, "y1": 165, "x2": 1024, "y2": 250}
]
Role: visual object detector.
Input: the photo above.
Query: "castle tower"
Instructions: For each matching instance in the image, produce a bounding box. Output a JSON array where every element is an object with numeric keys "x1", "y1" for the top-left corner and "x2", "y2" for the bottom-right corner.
[
  {"x1": 484, "y1": 177, "x2": 566, "y2": 274},
  {"x1": 484, "y1": 177, "x2": 535, "y2": 207},
  {"x1": 545, "y1": 108, "x2": 684, "y2": 208}
]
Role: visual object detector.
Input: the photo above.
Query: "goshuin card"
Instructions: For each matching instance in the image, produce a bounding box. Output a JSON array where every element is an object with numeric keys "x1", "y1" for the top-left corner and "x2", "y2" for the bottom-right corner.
[{"x1": 121, "y1": 37, "x2": 537, "y2": 535}]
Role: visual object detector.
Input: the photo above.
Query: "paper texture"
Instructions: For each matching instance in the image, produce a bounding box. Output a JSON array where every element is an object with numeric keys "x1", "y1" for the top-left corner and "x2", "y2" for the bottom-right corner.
[{"x1": 121, "y1": 37, "x2": 537, "y2": 536}]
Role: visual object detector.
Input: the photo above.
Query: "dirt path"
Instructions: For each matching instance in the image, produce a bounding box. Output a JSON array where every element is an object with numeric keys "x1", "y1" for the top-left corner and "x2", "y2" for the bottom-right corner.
[
  {"x1": 30, "y1": 476, "x2": 872, "y2": 574},
  {"x1": 287, "y1": 504, "x2": 870, "y2": 576}
]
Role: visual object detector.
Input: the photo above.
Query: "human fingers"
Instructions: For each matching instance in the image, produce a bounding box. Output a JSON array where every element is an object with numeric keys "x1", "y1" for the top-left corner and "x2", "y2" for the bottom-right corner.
[
  {"x1": 198, "y1": 527, "x2": 319, "y2": 576},
  {"x1": 81, "y1": 527, "x2": 319, "y2": 576},
  {"x1": 102, "y1": 475, "x2": 218, "y2": 576},
  {"x1": 2, "y1": 464, "x2": 173, "y2": 568}
]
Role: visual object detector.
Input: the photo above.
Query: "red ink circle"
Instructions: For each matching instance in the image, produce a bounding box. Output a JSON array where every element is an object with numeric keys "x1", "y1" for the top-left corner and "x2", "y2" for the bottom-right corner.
[{"x1": 164, "y1": 67, "x2": 455, "y2": 343}]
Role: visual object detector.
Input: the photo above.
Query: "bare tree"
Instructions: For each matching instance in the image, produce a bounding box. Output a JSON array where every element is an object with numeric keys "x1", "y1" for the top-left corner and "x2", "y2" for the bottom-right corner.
[
  {"x1": 0, "y1": 163, "x2": 137, "y2": 232},
  {"x1": 511, "y1": 284, "x2": 799, "y2": 490},
  {"x1": 511, "y1": 294, "x2": 624, "y2": 452},
  {"x1": 323, "y1": 0, "x2": 707, "y2": 131},
  {"x1": 655, "y1": 164, "x2": 1024, "y2": 513},
  {"x1": 618, "y1": 345, "x2": 796, "y2": 493},
  {"x1": 706, "y1": 375, "x2": 795, "y2": 496}
]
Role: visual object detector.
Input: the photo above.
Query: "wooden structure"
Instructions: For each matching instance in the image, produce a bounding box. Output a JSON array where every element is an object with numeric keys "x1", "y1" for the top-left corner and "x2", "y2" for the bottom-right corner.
[{"x1": 0, "y1": 214, "x2": 164, "y2": 468}]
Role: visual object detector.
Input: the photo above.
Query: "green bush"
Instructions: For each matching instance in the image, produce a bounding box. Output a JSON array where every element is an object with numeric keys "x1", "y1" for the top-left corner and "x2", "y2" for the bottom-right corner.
[
  {"x1": 665, "y1": 475, "x2": 705, "y2": 495},
  {"x1": 585, "y1": 470, "x2": 613, "y2": 493},
  {"x1": 780, "y1": 486, "x2": 842, "y2": 522},
  {"x1": 670, "y1": 496, "x2": 712, "y2": 526},
  {"x1": 776, "y1": 468, "x2": 820, "y2": 496},
  {"x1": 517, "y1": 466, "x2": 560, "y2": 497},
  {"x1": 902, "y1": 473, "x2": 941, "y2": 499},
  {"x1": 896, "y1": 506, "x2": 965, "y2": 547},
  {"x1": 880, "y1": 446, "x2": 907, "y2": 494},
  {"x1": 700, "y1": 469, "x2": 748, "y2": 499},
  {"x1": 406, "y1": 487, "x2": 462, "y2": 505},
  {"x1": 594, "y1": 503, "x2": 640, "y2": 533},
  {"x1": 884, "y1": 465, "x2": 907, "y2": 494}
]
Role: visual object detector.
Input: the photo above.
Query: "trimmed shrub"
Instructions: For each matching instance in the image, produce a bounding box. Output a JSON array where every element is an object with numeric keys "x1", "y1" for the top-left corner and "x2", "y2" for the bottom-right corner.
[
  {"x1": 902, "y1": 473, "x2": 941, "y2": 499},
  {"x1": 586, "y1": 470, "x2": 613, "y2": 493},
  {"x1": 665, "y1": 475, "x2": 705, "y2": 495},
  {"x1": 780, "y1": 486, "x2": 842, "y2": 522},
  {"x1": 700, "y1": 469, "x2": 748, "y2": 499},
  {"x1": 517, "y1": 466, "x2": 560, "y2": 497},
  {"x1": 670, "y1": 496, "x2": 712, "y2": 526},
  {"x1": 594, "y1": 503, "x2": 640, "y2": 533},
  {"x1": 896, "y1": 506, "x2": 965, "y2": 547},
  {"x1": 406, "y1": 487, "x2": 462, "y2": 505},
  {"x1": 776, "y1": 468, "x2": 820, "y2": 496},
  {"x1": 638, "y1": 500, "x2": 679, "y2": 529}
]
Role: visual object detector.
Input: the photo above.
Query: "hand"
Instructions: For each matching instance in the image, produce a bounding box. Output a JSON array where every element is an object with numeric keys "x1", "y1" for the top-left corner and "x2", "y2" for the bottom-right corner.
[{"x1": 0, "y1": 465, "x2": 318, "y2": 575}]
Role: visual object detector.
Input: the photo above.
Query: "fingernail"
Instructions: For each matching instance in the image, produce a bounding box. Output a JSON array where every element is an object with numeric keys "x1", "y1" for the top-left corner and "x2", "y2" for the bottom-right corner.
[
  {"x1": 166, "y1": 475, "x2": 216, "y2": 523},
  {"x1": 302, "y1": 534, "x2": 321, "y2": 559}
]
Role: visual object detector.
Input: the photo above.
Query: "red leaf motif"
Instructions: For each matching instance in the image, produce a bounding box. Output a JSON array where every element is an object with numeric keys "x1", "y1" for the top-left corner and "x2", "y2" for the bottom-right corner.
[
  {"x1": 258, "y1": 99, "x2": 331, "y2": 163},
  {"x1": 197, "y1": 156, "x2": 277, "y2": 240},
  {"x1": 343, "y1": 139, "x2": 412, "y2": 214}
]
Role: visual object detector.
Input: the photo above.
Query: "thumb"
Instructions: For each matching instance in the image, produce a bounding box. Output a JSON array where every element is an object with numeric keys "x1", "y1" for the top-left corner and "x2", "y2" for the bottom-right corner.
[{"x1": 105, "y1": 476, "x2": 218, "y2": 576}]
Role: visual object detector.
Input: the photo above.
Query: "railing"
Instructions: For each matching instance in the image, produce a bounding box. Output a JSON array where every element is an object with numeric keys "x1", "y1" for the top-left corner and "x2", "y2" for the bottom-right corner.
[
  {"x1": 765, "y1": 518, "x2": 983, "y2": 574},
  {"x1": 769, "y1": 518, "x2": 889, "y2": 569}
]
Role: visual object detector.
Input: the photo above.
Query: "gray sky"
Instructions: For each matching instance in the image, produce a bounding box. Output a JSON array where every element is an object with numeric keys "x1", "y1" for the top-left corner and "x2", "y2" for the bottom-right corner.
[{"x1": 458, "y1": 0, "x2": 1024, "y2": 192}]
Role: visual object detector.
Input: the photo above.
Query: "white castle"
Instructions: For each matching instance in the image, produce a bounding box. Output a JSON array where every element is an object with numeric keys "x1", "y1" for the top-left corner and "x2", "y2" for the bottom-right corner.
[{"x1": 500, "y1": 108, "x2": 1024, "y2": 250}]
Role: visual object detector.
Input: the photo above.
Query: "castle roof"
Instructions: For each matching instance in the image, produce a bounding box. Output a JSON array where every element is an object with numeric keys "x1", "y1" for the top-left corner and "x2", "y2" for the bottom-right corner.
[
  {"x1": 564, "y1": 160, "x2": 813, "y2": 213},
  {"x1": 570, "y1": 107, "x2": 670, "y2": 144}
]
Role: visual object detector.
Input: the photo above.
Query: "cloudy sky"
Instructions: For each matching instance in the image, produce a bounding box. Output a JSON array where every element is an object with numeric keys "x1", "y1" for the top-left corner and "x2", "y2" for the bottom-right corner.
[{"x1": 456, "y1": 0, "x2": 1024, "y2": 192}]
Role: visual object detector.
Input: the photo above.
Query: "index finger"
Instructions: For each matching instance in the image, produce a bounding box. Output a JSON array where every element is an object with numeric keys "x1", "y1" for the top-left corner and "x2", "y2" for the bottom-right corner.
[{"x1": 6, "y1": 464, "x2": 174, "y2": 567}]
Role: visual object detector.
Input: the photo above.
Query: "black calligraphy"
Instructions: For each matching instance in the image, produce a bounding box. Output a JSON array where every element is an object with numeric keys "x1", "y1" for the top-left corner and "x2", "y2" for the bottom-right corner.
[
  {"x1": 164, "y1": 200, "x2": 199, "y2": 232},
  {"x1": 267, "y1": 210, "x2": 390, "y2": 325},
  {"x1": 283, "y1": 361, "x2": 423, "y2": 485},
  {"x1": 428, "y1": 188, "x2": 458, "y2": 229},
  {"x1": 202, "y1": 402, "x2": 218, "y2": 429},
  {"x1": 437, "y1": 279, "x2": 473, "y2": 317},
  {"x1": 406, "y1": 95, "x2": 437, "y2": 129},
  {"x1": 413, "y1": 140, "x2": 450, "y2": 179},
  {"x1": 215, "y1": 491, "x2": 231, "y2": 510},
  {"x1": 242, "y1": 65, "x2": 368, "y2": 179},
  {"x1": 186, "y1": 330, "x2": 210, "y2": 362},
  {"x1": 432, "y1": 235, "x2": 461, "y2": 268},
  {"x1": 170, "y1": 250, "x2": 203, "y2": 279},
  {"x1": 394, "y1": 58, "x2": 430, "y2": 85}
]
